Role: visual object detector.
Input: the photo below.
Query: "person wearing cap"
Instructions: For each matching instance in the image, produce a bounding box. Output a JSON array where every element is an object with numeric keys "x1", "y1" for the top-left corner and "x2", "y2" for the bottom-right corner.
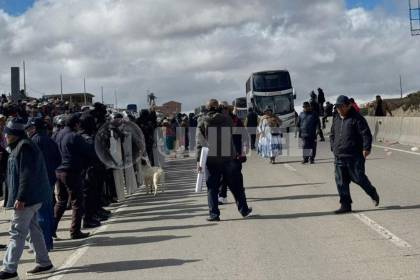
[
  {"x1": 330, "y1": 95, "x2": 380, "y2": 214},
  {"x1": 25, "y1": 117, "x2": 61, "y2": 251},
  {"x1": 54, "y1": 113, "x2": 95, "y2": 239},
  {"x1": 256, "y1": 106, "x2": 282, "y2": 164},
  {"x1": 1, "y1": 118, "x2": 54, "y2": 279},
  {"x1": 298, "y1": 102, "x2": 321, "y2": 164}
]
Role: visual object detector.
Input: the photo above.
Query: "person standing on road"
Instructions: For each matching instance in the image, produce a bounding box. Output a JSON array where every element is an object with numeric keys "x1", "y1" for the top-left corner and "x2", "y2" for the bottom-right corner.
[
  {"x1": 317, "y1": 88, "x2": 326, "y2": 116},
  {"x1": 310, "y1": 91, "x2": 325, "y2": 142},
  {"x1": 257, "y1": 107, "x2": 282, "y2": 164},
  {"x1": 374, "y1": 95, "x2": 393, "y2": 117},
  {"x1": 196, "y1": 99, "x2": 252, "y2": 222},
  {"x1": 322, "y1": 102, "x2": 334, "y2": 129},
  {"x1": 330, "y1": 95, "x2": 380, "y2": 214},
  {"x1": 245, "y1": 107, "x2": 258, "y2": 150},
  {"x1": 1, "y1": 118, "x2": 54, "y2": 280},
  {"x1": 54, "y1": 114, "x2": 94, "y2": 239},
  {"x1": 298, "y1": 102, "x2": 321, "y2": 164}
]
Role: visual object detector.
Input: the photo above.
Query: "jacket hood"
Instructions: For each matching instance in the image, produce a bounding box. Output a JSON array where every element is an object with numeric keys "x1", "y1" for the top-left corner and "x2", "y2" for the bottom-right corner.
[{"x1": 206, "y1": 111, "x2": 227, "y2": 126}]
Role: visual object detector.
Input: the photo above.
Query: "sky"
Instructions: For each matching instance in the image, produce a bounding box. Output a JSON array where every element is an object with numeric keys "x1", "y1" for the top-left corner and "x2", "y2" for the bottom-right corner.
[{"x1": 0, "y1": 0, "x2": 419, "y2": 111}]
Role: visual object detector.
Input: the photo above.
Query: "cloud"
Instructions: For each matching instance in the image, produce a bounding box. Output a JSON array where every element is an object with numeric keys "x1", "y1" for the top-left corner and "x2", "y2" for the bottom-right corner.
[{"x1": 0, "y1": 0, "x2": 419, "y2": 110}]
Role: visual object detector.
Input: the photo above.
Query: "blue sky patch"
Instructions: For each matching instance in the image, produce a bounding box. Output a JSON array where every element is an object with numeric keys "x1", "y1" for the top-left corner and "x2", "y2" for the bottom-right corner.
[{"x1": 0, "y1": 0, "x2": 35, "y2": 16}]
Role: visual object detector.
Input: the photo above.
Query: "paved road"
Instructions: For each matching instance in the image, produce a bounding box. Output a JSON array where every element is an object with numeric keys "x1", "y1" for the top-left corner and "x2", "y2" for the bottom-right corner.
[{"x1": 1, "y1": 141, "x2": 420, "y2": 279}]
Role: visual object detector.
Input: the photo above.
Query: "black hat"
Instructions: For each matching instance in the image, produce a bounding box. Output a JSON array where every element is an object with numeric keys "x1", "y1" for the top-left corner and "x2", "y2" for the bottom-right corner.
[
  {"x1": 25, "y1": 117, "x2": 46, "y2": 130},
  {"x1": 4, "y1": 118, "x2": 26, "y2": 137},
  {"x1": 335, "y1": 95, "x2": 350, "y2": 106},
  {"x1": 303, "y1": 102, "x2": 310, "y2": 107}
]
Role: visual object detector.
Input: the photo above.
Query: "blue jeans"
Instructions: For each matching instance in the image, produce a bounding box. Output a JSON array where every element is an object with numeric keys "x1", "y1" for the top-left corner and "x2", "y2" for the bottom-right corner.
[
  {"x1": 334, "y1": 156, "x2": 378, "y2": 205},
  {"x1": 3, "y1": 203, "x2": 52, "y2": 273}
]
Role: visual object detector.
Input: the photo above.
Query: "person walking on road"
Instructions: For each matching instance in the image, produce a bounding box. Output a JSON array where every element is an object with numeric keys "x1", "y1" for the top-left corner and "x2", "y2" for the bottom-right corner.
[
  {"x1": 25, "y1": 117, "x2": 60, "y2": 251},
  {"x1": 330, "y1": 95, "x2": 380, "y2": 214},
  {"x1": 196, "y1": 99, "x2": 252, "y2": 222},
  {"x1": 298, "y1": 102, "x2": 321, "y2": 164},
  {"x1": 257, "y1": 107, "x2": 282, "y2": 164},
  {"x1": 1, "y1": 118, "x2": 54, "y2": 280}
]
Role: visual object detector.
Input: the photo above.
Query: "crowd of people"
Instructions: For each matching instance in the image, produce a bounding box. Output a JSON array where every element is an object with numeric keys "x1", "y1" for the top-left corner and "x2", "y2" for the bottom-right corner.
[
  {"x1": 0, "y1": 96, "x2": 168, "y2": 279},
  {"x1": 0, "y1": 89, "x2": 388, "y2": 279}
]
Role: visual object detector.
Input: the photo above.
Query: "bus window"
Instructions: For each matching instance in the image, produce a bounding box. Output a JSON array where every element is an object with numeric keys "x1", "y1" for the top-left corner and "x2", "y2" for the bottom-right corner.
[{"x1": 253, "y1": 72, "x2": 291, "y2": 92}]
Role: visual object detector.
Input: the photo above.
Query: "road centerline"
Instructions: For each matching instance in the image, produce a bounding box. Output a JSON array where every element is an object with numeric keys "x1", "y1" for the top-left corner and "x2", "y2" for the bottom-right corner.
[{"x1": 353, "y1": 213, "x2": 411, "y2": 249}]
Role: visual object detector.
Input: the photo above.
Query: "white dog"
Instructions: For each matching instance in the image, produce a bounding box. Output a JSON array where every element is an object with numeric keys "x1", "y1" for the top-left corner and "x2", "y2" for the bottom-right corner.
[{"x1": 141, "y1": 158, "x2": 165, "y2": 196}]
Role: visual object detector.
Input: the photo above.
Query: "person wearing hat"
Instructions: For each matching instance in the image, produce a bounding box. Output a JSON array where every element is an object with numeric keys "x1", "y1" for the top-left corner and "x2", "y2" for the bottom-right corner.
[
  {"x1": 330, "y1": 95, "x2": 380, "y2": 214},
  {"x1": 298, "y1": 102, "x2": 321, "y2": 164},
  {"x1": 256, "y1": 106, "x2": 282, "y2": 164},
  {"x1": 25, "y1": 117, "x2": 61, "y2": 251},
  {"x1": 1, "y1": 118, "x2": 54, "y2": 279},
  {"x1": 54, "y1": 113, "x2": 95, "y2": 239}
]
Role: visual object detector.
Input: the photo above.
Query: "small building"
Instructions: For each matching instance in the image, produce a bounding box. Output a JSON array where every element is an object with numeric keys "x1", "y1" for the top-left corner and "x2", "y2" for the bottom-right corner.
[
  {"x1": 155, "y1": 101, "x2": 182, "y2": 117},
  {"x1": 43, "y1": 93, "x2": 95, "y2": 105}
]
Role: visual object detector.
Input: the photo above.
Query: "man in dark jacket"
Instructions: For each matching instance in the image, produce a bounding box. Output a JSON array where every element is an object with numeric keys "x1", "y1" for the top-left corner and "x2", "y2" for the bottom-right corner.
[
  {"x1": 196, "y1": 99, "x2": 252, "y2": 221},
  {"x1": 330, "y1": 95, "x2": 380, "y2": 214},
  {"x1": 298, "y1": 102, "x2": 321, "y2": 164},
  {"x1": 54, "y1": 114, "x2": 94, "y2": 239},
  {"x1": 245, "y1": 107, "x2": 258, "y2": 150},
  {"x1": 317, "y1": 88, "x2": 326, "y2": 116},
  {"x1": 137, "y1": 109, "x2": 156, "y2": 166},
  {"x1": 322, "y1": 101, "x2": 334, "y2": 129},
  {"x1": 310, "y1": 91, "x2": 325, "y2": 142},
  {"x1": 1, "y1": 118, "x2": 54, "y2": 279},
  {"x1": 25, "y1": 117, "x2": 60, "y2": 251}
]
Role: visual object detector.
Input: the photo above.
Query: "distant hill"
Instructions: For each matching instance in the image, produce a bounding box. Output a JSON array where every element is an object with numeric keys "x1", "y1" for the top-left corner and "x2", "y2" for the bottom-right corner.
[{"x1": 361, "y1": 92, "x2": 420, "y2": 117}]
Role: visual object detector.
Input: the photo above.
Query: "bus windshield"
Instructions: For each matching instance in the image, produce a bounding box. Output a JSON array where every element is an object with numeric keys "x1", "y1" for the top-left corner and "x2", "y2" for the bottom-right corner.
[
  {"x1": 254, "y1": 94, "x2": 294, "y2": 115},
  {"x1": 234, "y1": 98, "x2": 247, "y2": 108},
  {"x1": 253, "y1": 72, "x2": 292, "y2": 92}
]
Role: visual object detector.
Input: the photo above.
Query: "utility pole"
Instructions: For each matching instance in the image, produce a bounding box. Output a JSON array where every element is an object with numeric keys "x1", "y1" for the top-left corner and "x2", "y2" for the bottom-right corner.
[
  {"x1": 60, "y1": 74, "x2": 63, "y2": 101},
  {"x1": 114, "y1": 89, "x2": 117, "y2": 109},
  {"x1": 400, "y1": 74, "x2": 403, "y2": 99},
  {"x1": 83, "y1": 78, "x2": 87, "y2": 105},
  {"x1": 23, "y1": 60, "x2": 26, "y2": 97},
  {"x1": 101, "y1": 86, "x2": 104, "y2": 104}
]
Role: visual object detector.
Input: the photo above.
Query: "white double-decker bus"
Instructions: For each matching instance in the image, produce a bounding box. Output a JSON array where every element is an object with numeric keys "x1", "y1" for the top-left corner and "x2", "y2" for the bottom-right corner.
[{"x1": 246, "y1": 70, "x2": 296, "y2": 128}]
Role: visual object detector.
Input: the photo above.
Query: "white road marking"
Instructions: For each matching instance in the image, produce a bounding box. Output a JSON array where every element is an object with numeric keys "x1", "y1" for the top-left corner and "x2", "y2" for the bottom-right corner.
[
  {"x1": 48, "y1": 204, "x2": 128, "y2": 280},
  {"x1": 284, "y1": 164, "x2": 297, "y2": 172},
  {"x1": 373, "y1": 144, "x2": 420, "y2": 156},
  {"x1": 353, "y1": 213, "x2": 411, "y2": 249}
]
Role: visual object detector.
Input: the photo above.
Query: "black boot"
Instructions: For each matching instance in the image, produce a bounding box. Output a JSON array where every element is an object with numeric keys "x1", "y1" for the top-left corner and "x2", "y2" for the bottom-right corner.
[
  {"x1": 334, "y1": 204, "x2": 352, "y2": 214},
  {"x1": 371, "y1": 192, "x2": 380, "y2": 207},
  {"x1": 83, "y1": 218, "x2": 101, "y2": 229}
]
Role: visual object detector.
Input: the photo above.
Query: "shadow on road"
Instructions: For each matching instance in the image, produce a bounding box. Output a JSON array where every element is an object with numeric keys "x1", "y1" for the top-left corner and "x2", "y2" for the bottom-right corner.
[
  {"x1": 245, "y1": 182, "x2": 325, "y2": 190},
  {"x1": 247, "y1": 193, "x2": 338, "y2": 202},
  {"x1": 222, "y1": 203, "x2": 420, "y2": 221},
  {"x1": 53, "y1": 258, "x2": 201, "y2": 275},
  {"x1": 54, "y1": 235, "x2": 190, "y2": 252},
  {"x1": 94, "y1": 224, "x2": 217, "y2": 236}
]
